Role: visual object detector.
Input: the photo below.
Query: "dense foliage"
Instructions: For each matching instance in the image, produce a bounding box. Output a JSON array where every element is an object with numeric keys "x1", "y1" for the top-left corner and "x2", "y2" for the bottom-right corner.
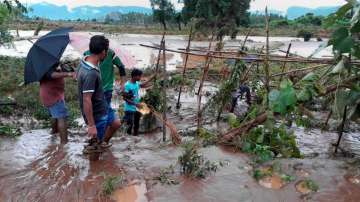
[{"x1": 150, "y1": 0, "x2": 175, "y2": 30}]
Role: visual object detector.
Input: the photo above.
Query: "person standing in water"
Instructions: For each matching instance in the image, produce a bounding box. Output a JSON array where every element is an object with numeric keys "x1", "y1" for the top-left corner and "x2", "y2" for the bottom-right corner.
[
  {"x1": 77, "y1": 35, "x2": 121, "y2": 150},
  {"x1": 123, "y1": 69, "x2": 154, "y2": 136},
  {"x1": 39, "y1": 64, "x2": 75, "y2": 144}
]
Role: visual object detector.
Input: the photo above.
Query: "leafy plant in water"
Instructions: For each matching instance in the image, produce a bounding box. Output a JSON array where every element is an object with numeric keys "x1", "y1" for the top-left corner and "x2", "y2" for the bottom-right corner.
[
  {"x1": 242, "y1": 124, "x2": 302, "y2": 162},
  {"x1": 302, "y1": 179, "x2": 319, "y2": 192},
  {"x1": 0, "y1": 123, "x2": 21, "y2": 137},
  {"x1": 142, "y1": 81, "x2": 164, "y2": 112},
  {"x1": 178, "y1": 141, "x2": 219, "y2": 178},
  {"x1": 205, "y1": 60, "x2": 246, "y2": 118},
  {"x1": 101, "y1": 174, "x2": 124, "y2": 196},
  {"x1": 154, "y1": 165, "x2": 179, "y2": 185},
  {"x1": 197, "y1": 128, "x2": 218, "y2": 147},
  {"x1": 269, "y1": 79, "x2": 297, "y2": 115}
]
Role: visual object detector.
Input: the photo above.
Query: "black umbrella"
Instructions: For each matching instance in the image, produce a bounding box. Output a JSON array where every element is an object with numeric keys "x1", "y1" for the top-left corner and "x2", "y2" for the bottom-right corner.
[{"x1": 24, "y1": 27, "x2": 73, "y2": 85}]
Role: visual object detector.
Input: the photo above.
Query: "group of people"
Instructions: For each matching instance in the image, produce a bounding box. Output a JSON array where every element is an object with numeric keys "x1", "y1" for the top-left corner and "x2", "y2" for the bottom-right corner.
[{"x1": 39, "y1": 35, "x2": 152, "y2": 152}]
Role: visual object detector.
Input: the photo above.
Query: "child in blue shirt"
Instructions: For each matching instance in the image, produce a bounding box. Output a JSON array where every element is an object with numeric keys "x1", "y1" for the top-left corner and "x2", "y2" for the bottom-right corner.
[{"x1": 123, "y1": 69, "x2": 154, "y2": 136}]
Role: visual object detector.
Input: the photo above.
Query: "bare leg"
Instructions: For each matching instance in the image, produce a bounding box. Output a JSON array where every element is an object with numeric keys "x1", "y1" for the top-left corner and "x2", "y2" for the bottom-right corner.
[
  {"x1": 103, "y1": 119, "x2": 121, "y2": 143},
  {"x1": 57, "y1": 118, "x2": 68, "y2": 144},
  {"x1": 50, "y1": 119, "x2": 58, "y2": 134}
]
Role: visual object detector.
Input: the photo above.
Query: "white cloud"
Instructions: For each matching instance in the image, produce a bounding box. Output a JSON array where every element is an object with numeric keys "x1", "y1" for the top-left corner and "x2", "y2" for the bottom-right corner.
[{"x1": 20, "y1": 0, "x2": 347, "y2": 11}]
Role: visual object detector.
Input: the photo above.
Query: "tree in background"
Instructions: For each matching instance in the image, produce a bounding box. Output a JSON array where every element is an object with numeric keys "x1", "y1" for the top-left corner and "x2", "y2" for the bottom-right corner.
[
  {"x1": 0, "y1": 0, "x2": 27, "y2": 44},
  {"x1": 173, "y1": 12, "x2": 183, "y2": 31},
  {"x1": 150, "y1": 0, "x2": 175, "y2": 30},
  {"x1": 184, "y1": 0, "x2": 251, "y2": 40},
  {"x1": 181, "y1": 0, "x2": 198, "y2": 25}
]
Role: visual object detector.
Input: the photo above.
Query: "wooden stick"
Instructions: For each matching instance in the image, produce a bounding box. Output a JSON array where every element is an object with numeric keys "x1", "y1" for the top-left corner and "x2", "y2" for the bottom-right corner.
[
  {"x1": 271, "y1": 64, "x2": 328, "y2": 77},
  {"x1": 161, "y1": 38, "x2": 167, "y2": 142},
  {"x1": 154, "y1": 32, "x2": 165, "y2": 82},
  {"x1": 197, "y1": 36, "x2": 214, "y2": 131},
  {"x1": 335, "y1": 106, "x2": 347, "y2": 153},
  {"x1": 176, "y1": 27, "x2": 192, "y2": 109},
  {"x1": 241, "y1": 29, "x2": 252, "y2": 51},
  {"x1": 264, "y1": 7, "x2": 271, "y2": 104},
  {"x1": 140, "y1": 44, "x2": 360, "y2": 65},
  {"x1": 279, "y1": 43, "x2": 292, "y2": 82}
]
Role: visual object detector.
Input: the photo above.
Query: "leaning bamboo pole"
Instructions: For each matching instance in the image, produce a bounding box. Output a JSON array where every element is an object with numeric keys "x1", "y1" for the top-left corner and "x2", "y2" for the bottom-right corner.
[
  {"x1": 197, "y1": 36, "x2": 215, "y2": 131},
  {"x1": 140, "y1": 44, "x2": 360, "y2": 65},
  {"x1": 154, "y1": 32, "x2": 166, "y2": 82},
  {"x1": 279, "y1": 43, "x2": 292, "y2": 82},
  {"x1": 176, "y1": 27, "x2": 193, "y2": 109}
]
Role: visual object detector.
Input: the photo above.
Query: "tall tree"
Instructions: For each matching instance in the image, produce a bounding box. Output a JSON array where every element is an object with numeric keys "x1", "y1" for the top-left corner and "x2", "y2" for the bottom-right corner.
[
  {"x1": 185, "y1": 0, "x2": 251, "y2": 40},
  {"x1": 174, "y1": 12, "x2": 183, "y2": 31},
  {"x1": 181, "y1": 0, "x2": 198, "y2": 25},
  {"x1": 150, "y1": 0, "x2": 175, "y2": 30},
  {"x1": 0, "y1": 0, "x2": 26, "y2": 43}
]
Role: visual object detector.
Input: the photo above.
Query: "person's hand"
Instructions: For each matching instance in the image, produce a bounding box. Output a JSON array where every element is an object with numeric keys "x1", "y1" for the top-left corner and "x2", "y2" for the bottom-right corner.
[
  {"x1": 87, "y1": 125, "x2": 97, "y2": 138},
  {"x1": 136, "y1": 103, "x2": 143, "y2": 108}
]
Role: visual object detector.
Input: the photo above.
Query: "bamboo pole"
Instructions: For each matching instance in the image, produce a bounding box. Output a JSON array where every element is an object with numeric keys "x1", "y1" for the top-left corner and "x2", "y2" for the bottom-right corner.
[
  {"x1": 154, "y1": 32, "x2": 166, "y2": 82},
  {"x1": 264, "y1": 7, "x2": 271, "y2": 104},
  {"x1": 335, "y1": 106, "x2": 347, "y2": 153},
  {"x1": 271, "y1": 64, "x2": 328, "y2": 77},
  {"x1": 176, "y1": 27, "x2": 193, "y2": 109},
  {"x1": 241, "y1": 29, "x2": 252, "y2": 51},
  {"x1": 161, "y1": 38, "x2": 167, "y2": 142},
  {"x1": 140, "y1": 44, "x2": 360, "y2": 65},
  {"x1": 279, "y1": 43, "x2": 292, "y2": 82},
  {"x1": 197, "y1": 36, "x2": 214, "y2": 131}
]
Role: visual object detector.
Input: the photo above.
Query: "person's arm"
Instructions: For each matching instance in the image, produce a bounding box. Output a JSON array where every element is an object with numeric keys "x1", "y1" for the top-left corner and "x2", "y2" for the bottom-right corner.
[
  {"x1": 83, "y1": 93, "x2": 97, "y2": 138},
  {"x1": 50, "y1": 71, "x2": 74, "y2": 79},
  {"x1": 140, "y1": 74, "x2": 156, "y2": 88},
  {"x1": 113, "y1": 54, "x2": 127, "y2": 90}
]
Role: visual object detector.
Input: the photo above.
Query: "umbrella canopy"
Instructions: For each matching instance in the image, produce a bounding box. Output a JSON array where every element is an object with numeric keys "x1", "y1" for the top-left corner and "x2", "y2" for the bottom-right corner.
[
  {"x1": 69, "y1": 32, "x2": 137, "y2": 68},
  {"x1": 24, "y1": 27, "x2": 73, "y2": 85}
]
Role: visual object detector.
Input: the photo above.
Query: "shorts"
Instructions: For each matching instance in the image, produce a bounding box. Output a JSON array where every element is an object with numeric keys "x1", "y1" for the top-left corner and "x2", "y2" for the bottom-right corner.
[
  {"x1": 48, "y1": 100, "x2": 68, "y2": 119},
  {"x1": 95, "y1": 107, "x2": 116, "y2": 141}
]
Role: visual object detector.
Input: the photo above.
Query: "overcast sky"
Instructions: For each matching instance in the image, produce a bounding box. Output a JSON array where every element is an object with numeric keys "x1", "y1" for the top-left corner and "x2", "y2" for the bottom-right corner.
[{"x1": 20, "y1": 0, "x2": 347, "y2": 12}]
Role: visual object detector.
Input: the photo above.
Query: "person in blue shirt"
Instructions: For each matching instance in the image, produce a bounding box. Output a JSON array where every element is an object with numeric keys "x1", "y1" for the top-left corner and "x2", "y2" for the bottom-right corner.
[{"x1": 123, "y1": 69, "x2": 154, "y2": 136}]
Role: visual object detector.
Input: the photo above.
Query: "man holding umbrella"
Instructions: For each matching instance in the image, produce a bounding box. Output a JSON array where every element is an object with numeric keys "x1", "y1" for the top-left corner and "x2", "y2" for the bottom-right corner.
[
  {"x1": 77, "y1": 35, "x2": 121, "y2": 150},
  {"x1": 40, "y1": 64, "x2": 75, "y2": 144},
  {"x1": 25, "y1": 27, "x2": 76, "y2": 144}
]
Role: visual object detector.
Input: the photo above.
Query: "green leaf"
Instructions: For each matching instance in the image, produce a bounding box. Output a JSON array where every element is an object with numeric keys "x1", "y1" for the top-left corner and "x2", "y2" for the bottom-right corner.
[
  {"x1": 301, "y1": 72, "x2": 318, "y2": 82},
  {"x1": 329, "y1": 27, "x2": 353, "y2": 54},
  {"x1": 269, "y1": 80, "x2": 297, "y2": 115}
]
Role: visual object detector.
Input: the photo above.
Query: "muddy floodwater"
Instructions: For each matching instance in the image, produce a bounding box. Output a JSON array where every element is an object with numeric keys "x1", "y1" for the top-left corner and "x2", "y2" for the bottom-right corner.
[
  {"x1": 1, "y1": 31, "x2": 333, "y2": 70},
  {"x1": 0, "y1": 32, "x2": 359, "y2": 201},
  {"x1": 1, "y1": 87, "x2": 360, "y2": 202}
]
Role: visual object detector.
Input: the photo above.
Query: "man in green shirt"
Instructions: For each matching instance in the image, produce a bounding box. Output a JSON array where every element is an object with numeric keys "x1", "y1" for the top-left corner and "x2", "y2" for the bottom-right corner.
[{"x1": 84, "y1": 43, "x2": 126, "y2": 107}]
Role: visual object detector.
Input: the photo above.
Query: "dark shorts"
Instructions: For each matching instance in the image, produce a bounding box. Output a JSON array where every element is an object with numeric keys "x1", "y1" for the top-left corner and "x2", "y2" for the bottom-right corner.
[
  {"x1": 95, "y1": 108, "x2": 116, "y2": 141},
  {"x1": 48, "y1": 100, "x2": 68, "y2": 119}
]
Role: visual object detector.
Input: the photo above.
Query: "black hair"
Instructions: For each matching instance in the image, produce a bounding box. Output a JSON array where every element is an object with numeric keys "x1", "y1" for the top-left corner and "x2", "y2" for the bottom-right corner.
[
  {"x1": 89, "y1": 35, "x2": 109, "y2": 54},
  {"x1": 131, "y1": 69, "x2": 143, "y2": 78}
]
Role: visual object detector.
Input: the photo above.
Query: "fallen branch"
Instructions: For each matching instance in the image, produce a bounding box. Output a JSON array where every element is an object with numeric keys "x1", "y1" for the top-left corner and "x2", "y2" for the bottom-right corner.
[{"x1": 221, "y1": 112, "x2": 268, "y2": 142}]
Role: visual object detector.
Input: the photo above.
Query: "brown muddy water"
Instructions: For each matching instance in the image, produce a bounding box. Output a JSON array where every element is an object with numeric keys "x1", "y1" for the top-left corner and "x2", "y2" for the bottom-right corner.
[{"x1": 1, "y1": 86, "x2": 360, "y2": 202}]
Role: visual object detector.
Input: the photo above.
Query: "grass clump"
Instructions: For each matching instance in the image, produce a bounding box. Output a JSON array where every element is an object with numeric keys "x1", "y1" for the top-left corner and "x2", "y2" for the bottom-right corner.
[
  {"x1": 101, "y1": 174, "x2": 125, "y2": 196},
  {"x1": 178, "y1": 142, "x2": 219, "y2": 178}
]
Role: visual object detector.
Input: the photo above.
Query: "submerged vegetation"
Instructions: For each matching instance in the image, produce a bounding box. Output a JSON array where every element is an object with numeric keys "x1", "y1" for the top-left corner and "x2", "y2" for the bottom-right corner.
[
  {"x1": 178, "y1": 142, "x2": 220, "y2": 178},
  {"x1": 101, "y1": 174, "x2": 125, "y2": 196}
]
